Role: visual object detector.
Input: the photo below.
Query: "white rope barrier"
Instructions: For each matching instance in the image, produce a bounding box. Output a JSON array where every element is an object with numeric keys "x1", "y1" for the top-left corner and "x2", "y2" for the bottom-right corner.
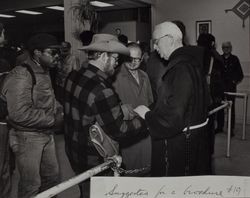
[
  {"x1": 35, "y1": 155, "x2": 122, "y2": 198},
  {"x1": 208, "y1": 102, "x2": 229, "y2": 116},
  {"x1": 225, "y1": 92, "x2": 248, "y2": 140},
  {"x1": 208, "y1": 100, "x2": 232, "y2": 157},
  {"x1": 35, "y1": 101, "x2": 237, "y2": 197}
]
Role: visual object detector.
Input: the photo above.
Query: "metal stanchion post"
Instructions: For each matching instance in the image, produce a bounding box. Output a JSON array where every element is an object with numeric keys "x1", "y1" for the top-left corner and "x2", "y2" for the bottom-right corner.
[
  {"x1": 225, "y1": 92, "x2": 248, "y2": 141},
  {"x1": 226, "y1": 101, "x2": 232, "y2": 158},
  {"x1": 242, "y1": 94, "x2": 248, "y2": 140},
  {"x1": 209, "y1": 101, "x2": 230, "y2": 157},
  {"x1": 111, "y1": 155, "x2": 122, "y2": 177}
]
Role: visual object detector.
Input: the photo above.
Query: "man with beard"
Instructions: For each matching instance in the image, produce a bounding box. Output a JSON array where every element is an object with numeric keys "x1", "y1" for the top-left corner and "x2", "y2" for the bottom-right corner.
[{"x1": 63, "y1": 34, "x2": 146, "y2": 198}]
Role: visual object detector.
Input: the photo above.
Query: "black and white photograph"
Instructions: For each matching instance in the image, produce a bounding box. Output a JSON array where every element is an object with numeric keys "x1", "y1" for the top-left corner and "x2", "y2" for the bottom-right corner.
[{"x1": 0, "y1": 0, "x2": 249, "y2": 198}]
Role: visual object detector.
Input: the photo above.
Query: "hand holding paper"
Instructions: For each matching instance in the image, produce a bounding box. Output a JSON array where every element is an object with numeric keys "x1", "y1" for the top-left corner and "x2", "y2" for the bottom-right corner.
[
  {"x1": 121, "y1": 104, "x2": 137, "y2": 120},
  {"x1": 133, "y1": 105, "x2": 150, "y2": 119}
]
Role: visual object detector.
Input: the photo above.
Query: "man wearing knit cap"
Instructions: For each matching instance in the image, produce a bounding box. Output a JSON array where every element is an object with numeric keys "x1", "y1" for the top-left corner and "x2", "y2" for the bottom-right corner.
[
  {"x1": 1, "y1": 33, "x2": 63, "y2": 198},
  {"x1": 64, "y1": 33, "x2": 146, "y2": 197},
  {"x1": 135, "y1": 21, "x2": 211, "y2": 176}
]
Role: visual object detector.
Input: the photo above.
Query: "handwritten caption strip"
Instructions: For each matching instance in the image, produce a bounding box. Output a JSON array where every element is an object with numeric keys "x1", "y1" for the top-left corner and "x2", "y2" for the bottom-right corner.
[{"x1": 91, "y1": 176, "x2": 250, "y2": 198}]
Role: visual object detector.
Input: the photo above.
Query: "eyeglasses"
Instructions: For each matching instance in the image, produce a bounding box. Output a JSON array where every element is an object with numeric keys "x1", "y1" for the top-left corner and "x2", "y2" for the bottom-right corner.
[
  {"x1": 43, "y1": 49, "x2": 59, "y2": 57},
  {"x1": 129, "y1": 57, "x2": 142, "y2": 63},
  {"x1": 109, "y1": 54, "x2": 119, "y2": 64},
  {"x1": 154, "y1": 34, "x2": 170, "y2": 46}
]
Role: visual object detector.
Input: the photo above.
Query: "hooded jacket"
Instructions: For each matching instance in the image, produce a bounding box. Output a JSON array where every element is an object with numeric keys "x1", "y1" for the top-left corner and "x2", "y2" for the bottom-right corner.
[{"x1": 145, "y1": 46, "x2": 211, "y2": 176}]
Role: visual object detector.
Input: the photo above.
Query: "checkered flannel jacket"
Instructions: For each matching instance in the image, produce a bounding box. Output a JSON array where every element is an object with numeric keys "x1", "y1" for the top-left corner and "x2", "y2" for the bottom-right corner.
[{"x1": 64, "y1": 64, "x2": 145, "y2": 173}]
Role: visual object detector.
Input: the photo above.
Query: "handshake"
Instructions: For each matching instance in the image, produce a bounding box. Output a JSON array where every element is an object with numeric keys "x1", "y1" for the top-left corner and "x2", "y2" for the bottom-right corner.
[{"x1": 121, "y1": 104, "x2": 150, "y2": 120}]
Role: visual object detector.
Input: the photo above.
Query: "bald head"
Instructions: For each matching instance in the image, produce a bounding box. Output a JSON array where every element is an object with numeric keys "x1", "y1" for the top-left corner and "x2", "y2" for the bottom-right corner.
[
  {"x1": 125, "y1": 42, "x2": 142, "y2": 71},
  {"x1": 153, "y1": 21, "x2": 183, "y2": 60},
  {"x1": 153, "y1": 21, "x2": 183, "y2": 43}
]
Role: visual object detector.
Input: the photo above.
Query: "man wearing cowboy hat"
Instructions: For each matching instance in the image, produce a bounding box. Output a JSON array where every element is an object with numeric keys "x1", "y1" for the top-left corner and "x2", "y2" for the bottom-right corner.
[{"x1": 63, "y1": 33, "x2": 146, "y2": 197}]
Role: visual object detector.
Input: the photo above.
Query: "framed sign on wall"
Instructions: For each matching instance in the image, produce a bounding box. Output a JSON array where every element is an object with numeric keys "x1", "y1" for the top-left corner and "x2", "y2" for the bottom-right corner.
[{"x1": 196, "y1": 20, "x2": 212, "y2": 40}]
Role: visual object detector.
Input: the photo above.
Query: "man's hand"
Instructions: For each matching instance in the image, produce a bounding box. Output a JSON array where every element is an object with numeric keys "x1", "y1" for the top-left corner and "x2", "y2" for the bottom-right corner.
[
  {"x1": 133, "y1": 105, "x2": 150, "y2": 119},
  {"x1": 53, "y1": 108, "x2": 64, "y2": 131},
  {"x1": 121, "y1": 104, "x2": 137, "y2": 120}
]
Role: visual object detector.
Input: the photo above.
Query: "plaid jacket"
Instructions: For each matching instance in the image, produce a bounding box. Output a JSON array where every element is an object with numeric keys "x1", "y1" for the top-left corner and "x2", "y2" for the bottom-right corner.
[{"x1": 64, "y1": 64, "x2": 145, "y2": 173}]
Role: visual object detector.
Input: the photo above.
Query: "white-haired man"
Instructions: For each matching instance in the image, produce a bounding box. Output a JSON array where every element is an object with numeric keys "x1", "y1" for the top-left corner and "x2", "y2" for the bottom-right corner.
[
  {"x1": 218, "y1": 41, "x2": 243, "y2": 136},
  {"x1": 63, "y1": 34, "x2": 146, "y2": 197},
  {"x1": 135, "y1": 21, "x2": 211, "y2": 176}
]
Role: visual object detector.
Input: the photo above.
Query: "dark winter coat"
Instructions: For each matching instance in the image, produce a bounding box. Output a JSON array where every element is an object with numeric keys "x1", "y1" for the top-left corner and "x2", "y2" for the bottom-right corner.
[
  {"x1": 2, "y1": 57, "x2": 58, "y2": 133},
  {"x1": 203, "y1": 49, "x2": 225, "y2": 104},
  {"x1": 146, "y1": 51, "x2": 168, "y2": 101},
  {"x1": 0, "y1": 74, "x2": 8, "y2": 120},
  {"x1": 0, "y1": 73, "x2": 11, "y2": 198},
  {"x1": 145, "y1": 46, "x2": 211, "y2": 176},
  {"x1": 221, "y1": 54, "x2": 243, "y2": 92}
]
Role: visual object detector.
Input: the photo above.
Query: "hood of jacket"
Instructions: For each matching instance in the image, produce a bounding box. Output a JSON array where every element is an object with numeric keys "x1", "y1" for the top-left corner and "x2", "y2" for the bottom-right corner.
[{"x1": 168, "y1": 45, "x2": 205, "y2": 69}]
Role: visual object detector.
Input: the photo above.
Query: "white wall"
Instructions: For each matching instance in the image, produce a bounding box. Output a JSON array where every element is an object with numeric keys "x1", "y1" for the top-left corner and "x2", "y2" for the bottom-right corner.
[
  {"x1": 100, "y1": 21, "x2": 151, "y2": 44},
  {"x1": 100, "y1": 21, "x2": 137, "y2": 42},
  {"x1": 152, "y1": 0, "x2": 250, "y2": 123}
]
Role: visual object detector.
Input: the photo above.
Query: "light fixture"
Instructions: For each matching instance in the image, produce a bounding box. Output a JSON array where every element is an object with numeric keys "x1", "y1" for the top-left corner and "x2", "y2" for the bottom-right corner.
[
  {"x1": 90, "y1": 1, "x2": 114, "y2": 7},
  {"x1": 15, "y1": 10, "x2": 42, "y2": 15},
  {"x1": 0, "y1": 14, "x2": 16, "y2": 18},
  {"x1": 46, "y1": 6, "x2": 64, "y2": 11}
]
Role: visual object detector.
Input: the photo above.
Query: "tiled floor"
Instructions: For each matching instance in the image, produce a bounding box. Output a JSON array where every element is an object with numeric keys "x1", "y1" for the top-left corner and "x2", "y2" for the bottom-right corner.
[
  {"x1": 214, "y1": 124, "x2": 250, "y2": 176},
  {"x1": 10, "y1": 123, "x2": 250, "y2": 198}
]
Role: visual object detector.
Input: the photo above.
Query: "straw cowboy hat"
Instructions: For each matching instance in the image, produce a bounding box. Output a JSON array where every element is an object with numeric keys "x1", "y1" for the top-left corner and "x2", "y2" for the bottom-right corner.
[{"x1": 79, "y1": 33, "x2": 130, "y2": 56}]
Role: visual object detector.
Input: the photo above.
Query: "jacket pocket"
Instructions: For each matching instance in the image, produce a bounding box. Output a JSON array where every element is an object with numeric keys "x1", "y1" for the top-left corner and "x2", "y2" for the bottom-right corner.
[{"x1": 9, "y1": 130, "x2": 27, "y2": 155}]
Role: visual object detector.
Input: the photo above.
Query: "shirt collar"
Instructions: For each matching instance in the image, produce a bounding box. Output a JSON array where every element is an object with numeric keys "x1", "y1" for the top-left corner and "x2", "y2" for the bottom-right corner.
[{"x1": 87, "y1": 63, "x2": 113, "y2": 85}]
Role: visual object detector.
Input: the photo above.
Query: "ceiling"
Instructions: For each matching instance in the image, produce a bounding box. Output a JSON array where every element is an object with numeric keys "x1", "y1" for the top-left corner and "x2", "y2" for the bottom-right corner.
[
  {"x1": 0, "y1": 0, "x2": 150, "y2": 14},
  {"x1": 0, "y1": 0, "x2": 150, "y2": 29},
  {"x1": 0, "y1": 0, "x2": 151, "y2": 45}
]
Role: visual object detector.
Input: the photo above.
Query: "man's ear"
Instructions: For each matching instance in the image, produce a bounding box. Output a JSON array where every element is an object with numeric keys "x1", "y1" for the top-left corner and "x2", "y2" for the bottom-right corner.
[
  {"x1": 167, "y1": 36, "x2": 175, "y2": 47},
  {"x1": 0, "y1": 30, "x2": 5, "y2": 44},
  {"x1": 211, "y1": 41, "x2": 215, "y2": 47},
  {"x1": 100, "y1": 52, "x2": 108, "y2": 62}
]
